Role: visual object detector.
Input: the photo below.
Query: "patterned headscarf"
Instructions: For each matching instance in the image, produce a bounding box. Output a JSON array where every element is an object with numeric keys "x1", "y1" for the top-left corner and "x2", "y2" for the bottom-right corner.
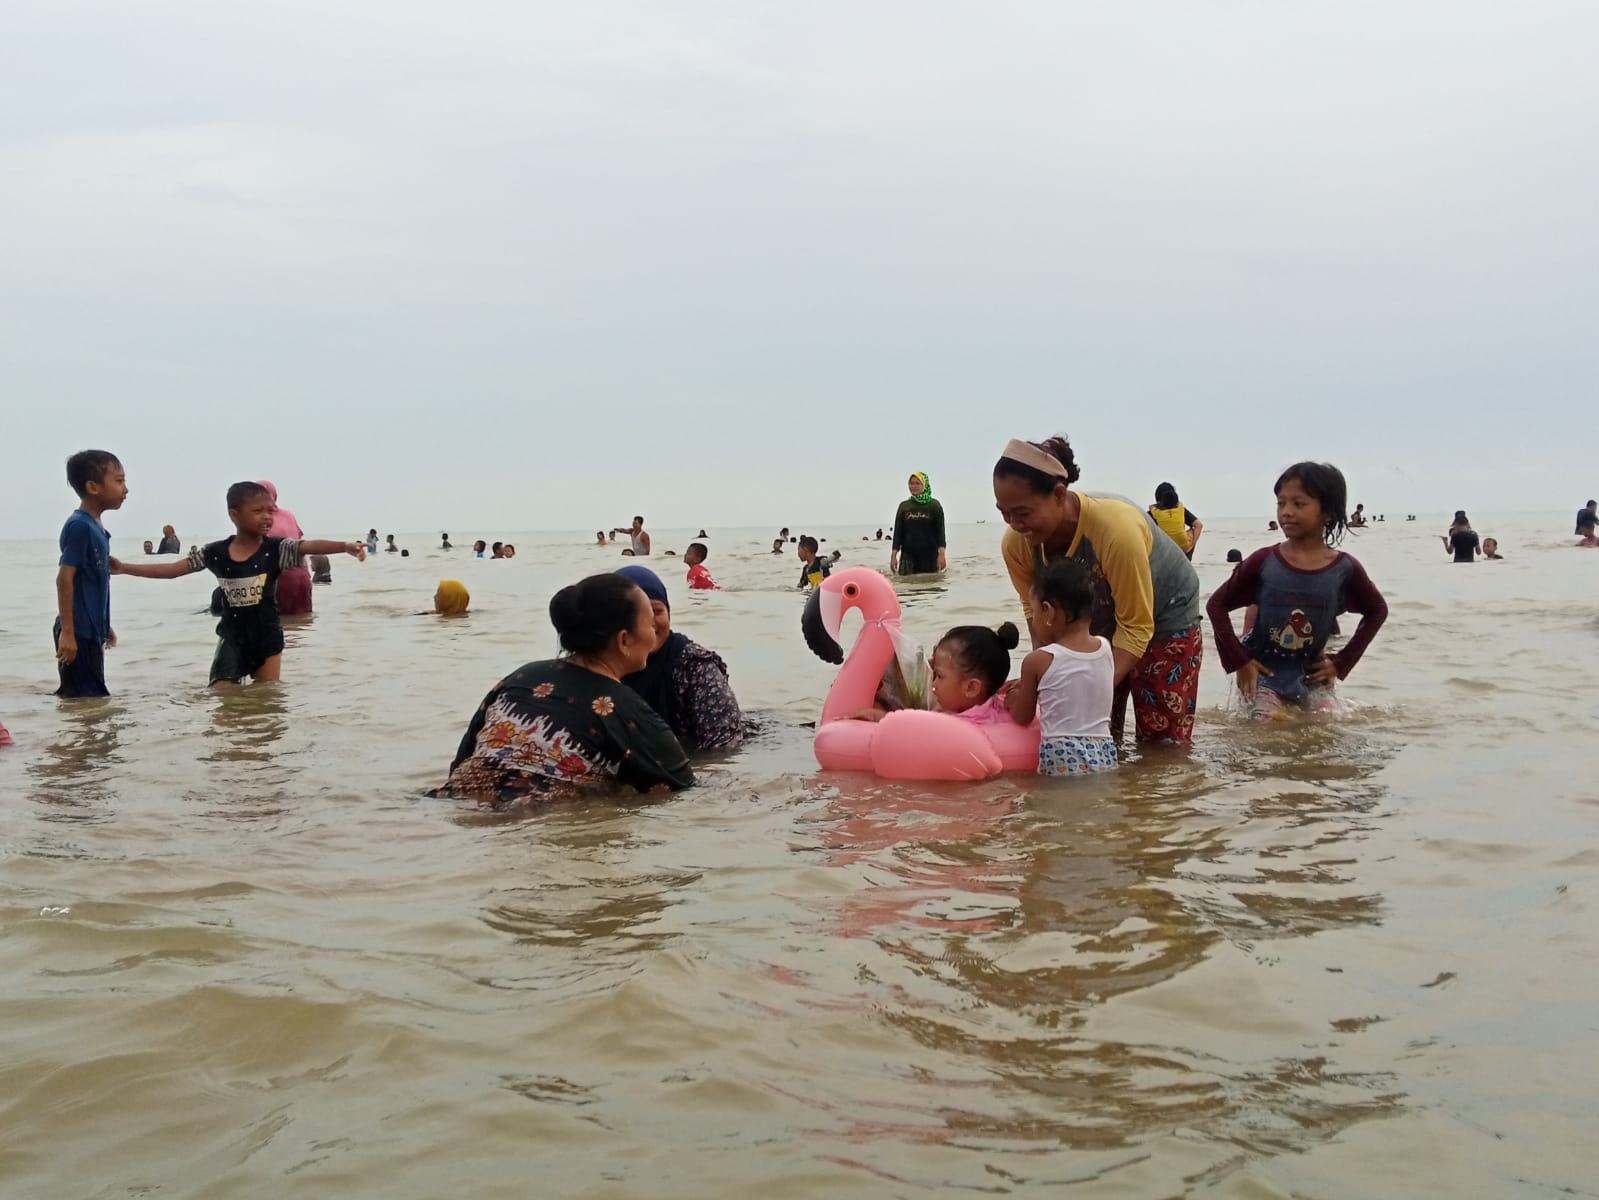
[{"x1": 909, "y1": 471, "x2": 934, "y2": 505}]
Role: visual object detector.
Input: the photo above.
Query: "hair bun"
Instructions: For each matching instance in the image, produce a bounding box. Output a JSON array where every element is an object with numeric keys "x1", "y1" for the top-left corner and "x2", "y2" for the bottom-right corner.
[
  {"x1": 994, "y1": 621, "x2": 1020, "y2": 651},
  {"x1": 1036, "y1": 435, "x2": 1081, "y2": 484}
]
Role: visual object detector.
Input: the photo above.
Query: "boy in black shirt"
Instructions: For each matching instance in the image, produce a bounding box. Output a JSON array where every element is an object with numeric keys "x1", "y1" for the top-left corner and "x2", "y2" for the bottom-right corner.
[
  {"x1": 796, "y1": 535, "x2": 831, "y2": 588},
  {"x1": 113, "y1": 481, "x2": 366, "y2": 684}
]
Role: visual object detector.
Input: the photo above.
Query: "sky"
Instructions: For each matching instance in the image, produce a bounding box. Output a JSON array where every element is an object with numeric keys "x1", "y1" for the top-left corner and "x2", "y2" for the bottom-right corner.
[{"x1": 3, "y1": 1, "x2": 1596, "y2": 540}]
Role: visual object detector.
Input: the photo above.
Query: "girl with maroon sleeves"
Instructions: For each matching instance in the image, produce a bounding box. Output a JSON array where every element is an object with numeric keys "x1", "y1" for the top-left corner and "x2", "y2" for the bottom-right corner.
[{"x1": 1207, "y1": 462, "x2": 1387, "y2": 719}]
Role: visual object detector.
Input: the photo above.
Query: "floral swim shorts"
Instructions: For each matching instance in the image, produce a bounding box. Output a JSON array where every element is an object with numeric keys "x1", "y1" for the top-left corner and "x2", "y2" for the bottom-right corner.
[{"x1": 1038, "y1": 735, "x2": 1119, "y2": 776}]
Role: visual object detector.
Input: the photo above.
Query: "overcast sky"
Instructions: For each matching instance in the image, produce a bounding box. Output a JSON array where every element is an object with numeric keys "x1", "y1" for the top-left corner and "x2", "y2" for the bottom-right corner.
[{"x1": 4, "y1": 1, "x2": 1596, "y2": 540}]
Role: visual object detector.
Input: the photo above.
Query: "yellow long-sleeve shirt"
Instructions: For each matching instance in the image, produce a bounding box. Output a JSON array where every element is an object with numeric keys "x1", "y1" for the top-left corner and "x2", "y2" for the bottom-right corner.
[{"x1": 1002, "y1": 493, "x2": 1202, "y2": 660}]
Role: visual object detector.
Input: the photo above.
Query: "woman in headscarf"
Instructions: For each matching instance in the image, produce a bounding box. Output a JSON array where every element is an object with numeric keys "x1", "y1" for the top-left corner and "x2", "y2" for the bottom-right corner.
[
  {"x1": 257, "y1": 480, "x2": 313, "y2": 616},
  {"x1": 616, "y1": 565, "x2": 745, "y2": 752},
  {"x1": 992, "y1": 435, "x2": 1203, "y2": 746},
  {"x1": 425, "y1": 580, "x2": 471, "y2": 616},
  {"x1": 890, "y1": 471, "x2": 947, "y2": 576}
]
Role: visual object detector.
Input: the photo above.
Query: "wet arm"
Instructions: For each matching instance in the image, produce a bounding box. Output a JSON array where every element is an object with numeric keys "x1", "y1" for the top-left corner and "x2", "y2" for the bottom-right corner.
[
  {"x1": 1006, "y1": 650, "x2": 1049, "y2": 725},
  {"x1": 1331, "y1": 563, "x2": 1388, "y2": 678},
  {"x1": 113, "y1": 558, "x2": 197, "y2": 580},
  {"x1": 55, "y1": 565, "x2": 75, "y2": 628},
  {"x1": 299, "y1": 538, "x2": 365, "y2": 559}
]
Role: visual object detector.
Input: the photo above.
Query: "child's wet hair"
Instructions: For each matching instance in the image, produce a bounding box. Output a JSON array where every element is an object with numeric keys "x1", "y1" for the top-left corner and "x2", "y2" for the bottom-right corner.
[
  {"x1": 1154, "y1": 481, "x2": 1179, "y2": 508},
  {"x1": 1274, "y1": 462, "x2": 1350, "y2": 546},
  {"x1": 688, "y1": 541, "x2": 708, "y2": 559},
  {"x1": 937, "y1": 622, "x2": 1020, "y2": 697},
  {"x1": 1031, "y1": 559, "x2": 1097, "y2": 621},
  {"x1": 992, "y1": 435, "x2": 1081, "y2": 493},
  {"x1": 65, "y1": 450, "x2": 121, "y2": 498},
  {"x1": 549, "y1": 573, "x2": 643, "y2": 656},
  {"x1": 798, "y1": 535, "x2": 819, "y2": 554},
  {"x1": 226, "y1": 480, "x2": 271, "y2": 510}
]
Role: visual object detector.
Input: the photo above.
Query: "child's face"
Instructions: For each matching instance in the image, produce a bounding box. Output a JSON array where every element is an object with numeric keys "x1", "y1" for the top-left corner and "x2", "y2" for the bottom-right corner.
[
  {"x1": 1483, "y1": 539, "x2": 1498, "y2": 555},
  {"x1": 1274, "y1": 478, "x2": 1325, "y2": 541},
  {"x1": 799, "y1": 545, "x2": 815, "y2": 563},
  {"x1": 930, "y1": 644, "x2": 985, "y2": 713},
  {"x1": 86, "y1": 463, "x2": 129, "y2": 510},
  {"x1": 230, "y1": 494, "x2": 275, "y2": 536}
]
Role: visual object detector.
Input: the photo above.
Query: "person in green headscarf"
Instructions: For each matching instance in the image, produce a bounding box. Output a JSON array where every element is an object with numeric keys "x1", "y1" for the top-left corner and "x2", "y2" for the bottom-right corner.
[{"x1": 890, "y1": 470, "x2": 947, "y2": 576}]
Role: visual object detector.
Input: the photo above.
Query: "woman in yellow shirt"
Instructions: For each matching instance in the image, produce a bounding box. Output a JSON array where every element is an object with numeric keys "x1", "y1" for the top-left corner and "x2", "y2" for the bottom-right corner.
[{"x1": 992, "y1": 436, "x2": 1204, "y2": 746}]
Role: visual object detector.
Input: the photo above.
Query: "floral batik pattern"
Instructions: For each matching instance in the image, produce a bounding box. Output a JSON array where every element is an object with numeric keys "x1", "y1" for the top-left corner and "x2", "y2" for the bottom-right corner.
[
  {"x1": 436, "y1": 659, "x2": 695, "y2": 806},
  {"x1": 1129, "y1": 625, "x2": 1203, "y2": 746}
]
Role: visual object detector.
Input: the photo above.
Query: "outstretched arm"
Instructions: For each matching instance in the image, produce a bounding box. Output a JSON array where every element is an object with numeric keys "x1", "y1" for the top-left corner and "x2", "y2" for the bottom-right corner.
[
  {"x1": 112, "y1": 557, "x2": 198, "y2": 580},
  {"x1": 300, "y1": 539, "x2": 366, "y2": 560}
]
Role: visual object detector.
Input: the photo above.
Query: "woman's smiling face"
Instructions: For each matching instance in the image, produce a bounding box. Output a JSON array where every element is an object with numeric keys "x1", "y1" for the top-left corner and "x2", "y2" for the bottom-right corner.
[{"x1": 992, "y1": 474, "x2": 1068, "y2": 544}]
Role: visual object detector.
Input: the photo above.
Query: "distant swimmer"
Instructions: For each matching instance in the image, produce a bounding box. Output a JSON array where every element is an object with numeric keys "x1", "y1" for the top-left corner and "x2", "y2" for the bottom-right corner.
[
  {"x1": 796, "y1": 535, "x2": 831, "y2": 588},
  {"x1": 1576, "y1": 500, "x2": 1598, "y2": 545},
  {"x1": 771, "y1": 538, "x2": 785, "y2": 555},
  {"x1": 1482, "y1": 538, "x2": 1503, "y2": 560},
  {"x1": 441, "y1": 532, "x2": 453, "y2": 549},
  {"x1": 473, "y1": 539, "x2": 487, "y2": 558},
  {"x1": 1349, "y1": 503, "x2": 1366, "y2": 528},
  {"x1": 595, "y1": 531, "x2": 608, "y2": 546},
  {"x1": 386, "y1": 534, "x2": 399, "y2": 553},
  {"x1": 424, "y1": 580, "x2": 470, "y2": 616},
  {"x1": 684, "y1": 542, "x2": 719, "y2": 590},
  {"x1": 157, "y1": 524, "x2": 181, "y2": 554},
  {"x1": 1444, "y1": 511, "x2": 1480, "y2": 562},
  {"x1": 142, "y1": 540, "x2": 155, "y2": 555},
  {"x1": 1149, "y1": 482, "x2": 1203, "y2": 559},
  {"x1": 613, "y1": 516, "x2": 651, "y2": 556},
  {"x1": 310, "y1": 554, "x2": 332, "y2": 583}
]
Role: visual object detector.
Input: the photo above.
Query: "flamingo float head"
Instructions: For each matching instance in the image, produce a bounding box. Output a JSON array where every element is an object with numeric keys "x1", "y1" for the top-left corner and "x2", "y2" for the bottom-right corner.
[{"x1": 802, "y1": 567, "x2": 903, "y2": 665}]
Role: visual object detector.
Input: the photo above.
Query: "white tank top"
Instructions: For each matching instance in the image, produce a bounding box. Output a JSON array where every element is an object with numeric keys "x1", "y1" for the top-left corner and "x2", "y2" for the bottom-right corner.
[
  {"x1": 1036, "y1": 638, "x2": 1115, "y2": 740},
  {"x1": 630, "y1": 531, "x2": 649, "y2": 556}
]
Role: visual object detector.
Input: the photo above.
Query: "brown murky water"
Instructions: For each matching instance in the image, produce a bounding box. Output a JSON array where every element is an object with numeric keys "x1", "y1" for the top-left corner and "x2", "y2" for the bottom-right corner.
[{"x1": 3, "y1": 517, "x2": 1596, "y2": 1197}]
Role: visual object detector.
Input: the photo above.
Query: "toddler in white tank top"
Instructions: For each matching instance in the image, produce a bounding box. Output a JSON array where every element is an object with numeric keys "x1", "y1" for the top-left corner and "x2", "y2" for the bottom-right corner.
[{"x1": 1007, "y1": 560, "x2": 1119, "y2": 775}]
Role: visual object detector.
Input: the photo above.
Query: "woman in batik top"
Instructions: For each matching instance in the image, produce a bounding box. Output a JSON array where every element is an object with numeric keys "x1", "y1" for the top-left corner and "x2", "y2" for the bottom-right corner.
[
  {"x1": 437, "y1": 573, "x2": 694, "y2": 806},
  {"x1": 616, "y1": 565, "x2": 745, "y2": 752}
]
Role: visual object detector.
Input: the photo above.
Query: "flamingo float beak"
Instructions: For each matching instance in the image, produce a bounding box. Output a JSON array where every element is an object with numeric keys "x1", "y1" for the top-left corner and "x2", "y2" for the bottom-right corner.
[{"x1": 802, "y1": 586, "x2": 845, "y2": 665}]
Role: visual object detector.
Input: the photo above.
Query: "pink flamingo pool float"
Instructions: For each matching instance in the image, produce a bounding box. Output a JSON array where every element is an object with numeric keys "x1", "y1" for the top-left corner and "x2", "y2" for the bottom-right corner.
[{"x1": 803, "y1": 568, "x2": 1040, "y2": 780}]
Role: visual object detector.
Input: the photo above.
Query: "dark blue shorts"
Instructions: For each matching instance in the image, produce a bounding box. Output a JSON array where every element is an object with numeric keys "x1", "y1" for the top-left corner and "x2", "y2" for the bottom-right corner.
[
  {"x1": 208, "y1": 630, "x2": 284, "y2": 685},
  {"x1": 52, "y1": 621, "x2": 108, "y2": 698}
]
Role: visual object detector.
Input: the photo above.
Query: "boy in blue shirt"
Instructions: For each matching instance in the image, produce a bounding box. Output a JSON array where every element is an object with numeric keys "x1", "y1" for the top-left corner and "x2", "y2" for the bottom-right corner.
[{"x1": 54, "y1": 450, "x2": 127, "y2": 698}]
